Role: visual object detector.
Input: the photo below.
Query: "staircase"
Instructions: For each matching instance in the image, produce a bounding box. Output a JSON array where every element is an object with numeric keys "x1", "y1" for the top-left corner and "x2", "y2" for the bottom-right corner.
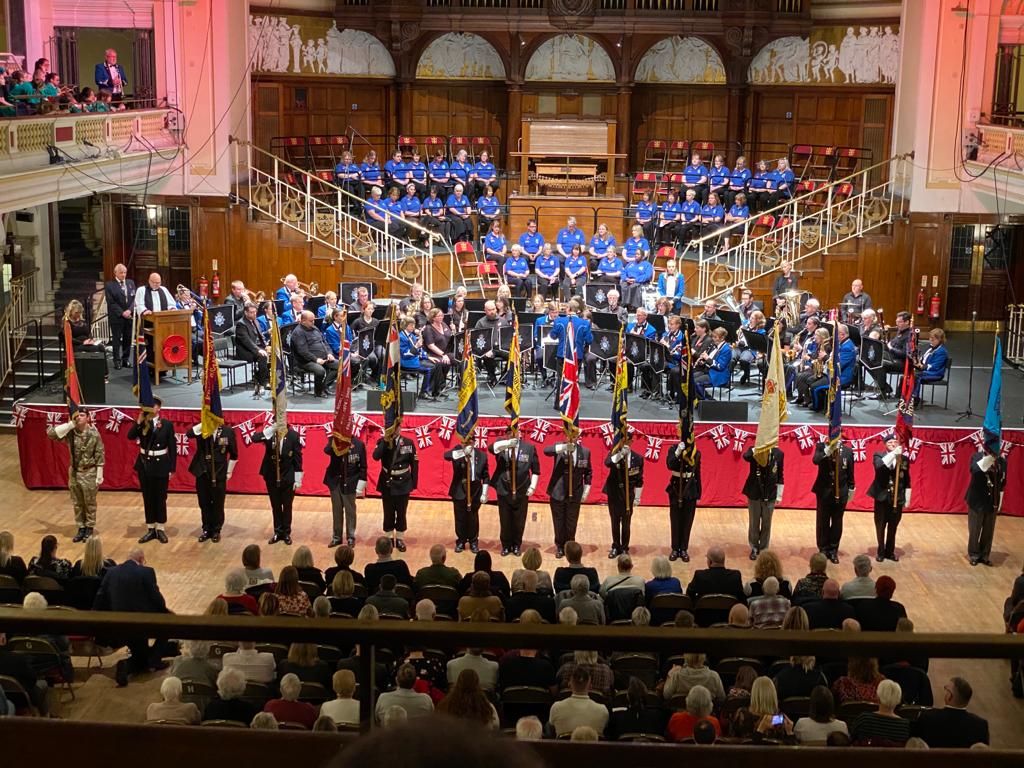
[
  {"x1": 54, "y1": 198, "x2": 104, "y2": 317},
  {"x1": 232, "y1": 140, "x2": 466, "y2": 295},
  {"x1": 0, "y1": 271, "x2": 61, "y2": 429},
  {"x1": 690, "y1": 154, "x2": 912, "y2": 302}
]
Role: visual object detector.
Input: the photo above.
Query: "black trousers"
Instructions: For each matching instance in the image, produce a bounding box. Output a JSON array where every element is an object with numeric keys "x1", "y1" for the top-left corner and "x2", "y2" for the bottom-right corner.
[
  {"x1": 668, "y1": 494, "x2": 697, "y2": 552},
  {"x1": 302, "y1": 359, "x2": 339, "y2": 395},
  {"x1": 609, "y1": 495, "x2": 633, "y2": 550},
  {"x1": 498, "y1": 493, "x2": 528, "y2": 547},
  {"x1": 383, "y1": 493, "x2": 410, "y2": 533},
  {"x1": 815, "y1": 494, "x2": 847, "y2": 553},
  {"x1": 454, "y1": 496, "x2": 481, "y2": 542},
  {"x1": 267, "y1": 481, "x2": 295, "y2": 537},
  {"x1": 138, "y1": 472, "x2": 169, "y2": 524},
  {"x1": 197, "y1": 476, "x2": 227, "y2": 534},
  {"x1": 241, "y1": 353, "x2": 269, "y2": 387},
  {"x1": 873, "y1": 501, "x2": 903, "y2": 557},
  {"x1": 550, "y1": 498, "x2": 582, "y2": 549},
  {"x1": 109, "y1": 315, "x2": 133, "y2": 364}
]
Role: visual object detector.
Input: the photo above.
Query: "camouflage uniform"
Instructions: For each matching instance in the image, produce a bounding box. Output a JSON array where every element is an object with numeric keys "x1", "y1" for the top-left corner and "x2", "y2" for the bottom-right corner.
[{"x1": 47, "y1": 423, "x2": 105, "y2": 531}]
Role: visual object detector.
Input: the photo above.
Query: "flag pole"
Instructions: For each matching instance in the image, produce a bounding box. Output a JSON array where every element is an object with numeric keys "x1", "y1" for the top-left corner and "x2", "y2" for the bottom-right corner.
[{"x1": 678, "y1": 327, "x2": 690, "y2": 499}]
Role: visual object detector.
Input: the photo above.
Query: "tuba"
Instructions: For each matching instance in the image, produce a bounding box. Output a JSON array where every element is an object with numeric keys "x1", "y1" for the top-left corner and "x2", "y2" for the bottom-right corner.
[
  {"x1": 281, "y1": 277, "x2": 321, "y2": 298},
  {"x1": 714, "y1": 288, "x2": 741, "y2": 313}
]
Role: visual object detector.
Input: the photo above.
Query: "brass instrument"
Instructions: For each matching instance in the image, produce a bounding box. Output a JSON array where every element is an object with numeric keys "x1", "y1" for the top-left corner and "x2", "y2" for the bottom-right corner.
[
  {"x1": 779, "y1": 290, "x2": 802, "y2": 324},
  {"x1": 281, "y1": 277, "x2": 321, "y2": 298},
  {"x1": 243, "y1": 289, "x2": 267, "y2": 305}
]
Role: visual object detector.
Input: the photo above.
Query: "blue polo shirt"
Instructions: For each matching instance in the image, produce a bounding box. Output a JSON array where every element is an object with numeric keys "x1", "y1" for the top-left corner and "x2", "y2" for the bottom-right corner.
[
  {"x1": 589, "y1": 234, "x2": 615, "y2": 257},
  {"x1": 595, "y1": 255, "x2": 623, "y2": 276},
  {"x1": 557, "y1": 227, "x2": 586, "y2": 255},
  {"x1": 701, "y1": 204, "x2": 724, "y2": 223},
  {"x1": 729, "y1": 204, "x2": 750, "y2": 220},
  {"x1": 449, "y1": 161, "x2": 471, "y2": 185},
  {"x1": 634, "y1": 201, "x2": 656, "y2": 223},
  {"x1": 504, "y1": 255, "x2": 530, "y2": 278},
  {"x1": 549, "y1": 315, "x2": 593, "y2": 360},
  {"x1": 384, "y1": 198, "x2": 404, "y2": 218},
  {"x1": 472, "y1": 161, "x2": 496, "y2": 182},
  {"x1": 623, "y1": 260, "x2": 653, "y2": 284},
  {"x1": 709, "y1": 164, "x2": 730, "y2": 188},
  {"x1": 658, "y1": 201, "x2": 681, "y2": 222},
  {"x1": 683, "y1": 163, "x2": 709, "y2": 185},
  {"x1": 622, "y1": 236, "x2": 651, "y2": 263},
  {"x1": 564, "y1": 253, "x2": 588, "y2": 277},
  {"x1": 334, "y1": 162, "x2": 360, "y2": 181},
  {"x1": 749, "y1": 172, "x2": 771, "y2": 190},
  {"x1": 519, "y1": 231, "x2": 545, "y2": 257},
  {"x1": 484, "y1": 232, "x2": 507, "y2": 255},
  {"x1": 364, "y1": 197, "x2": 388, "y2": 222},
  {"x1": 680, "y1": 200, "x2": 701, "y2": 221},
  {"x1": 401, "y1": 195, "x2": 422, "y2": 215},
  {"x1": 478, "y1": 195, "x2": 501, "y2": 218},
  {"x1": 771, "y1": 168, "x2": 795, "y2": 197},
  {"x1": 323, "y1": 322, "x2": 354, "y2": 356},
  {"x1": 360, "y1": 162, "x2": 382, "y2": 184},
  {"x1": 429, "y1": 161, "x2": 450, "y2": 183},
  {"x1": 407, "y1": 161, "x2": 428, "y2": 183},
  {"x1": 385, "y1": 159, "x2": 406, "y2": 179},
  {"x1": 446, "y1": 193, "x2": 471, "y2": 215},
  {"x1": 729, "y1": 168, "x2": 752, "y2": 190},
  {"x1": 535, "y1": 254, "x2": 561, "y2": 280},
  {"x1": 422, "y1": 195, "x2": 444, "y2": 215}
]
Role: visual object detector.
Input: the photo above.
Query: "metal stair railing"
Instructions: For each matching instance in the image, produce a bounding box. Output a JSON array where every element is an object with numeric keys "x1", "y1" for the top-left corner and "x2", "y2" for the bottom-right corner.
[
  {"x1": 693, "y1": 154, "x2": 912, "y2": 302},
  {"x1": 0, "y1": 269, "x2": 41, "y2": 404},
  {"x1": 232, "y1": 140, "x2": 464, "y2": 295}
]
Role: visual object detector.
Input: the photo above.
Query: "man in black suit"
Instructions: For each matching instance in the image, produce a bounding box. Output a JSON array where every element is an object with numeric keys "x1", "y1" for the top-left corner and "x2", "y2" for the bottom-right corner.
[
  {"x1": 187, "y1": 422, "x2": 238, "y2": 543},
  {"x1": 104, "y1": 262, "x2": 136, "y2": 369},
  {"x1": 544, "y1": 435, "x2": 592, "y2": 559},
  {"x1": 742, "y1": 446, "x2": 784, "y2": 561},
  {"x1": 867, "y1": 433, "x2": 911, "y2": 562},
  {"x1": 803, "y1": 578, "x2": 856, "y2": 629},
  {"x1": 603, "y1": 431, "x2": 645, "y2": 559},
  {"x1": 686, "y1": 546, "x2": 745, "y2": 603},
  {"x1": 912, "y1": 676, "x2": 989, "y2": 748},
  {"x1": 291, "y1": 310, "x2": 338, "y2": 397},
  {"x1": 126, "y1": 397, "x2": 176, "y2": 544},
  {"x1": 812, "y1": 439, "x2": 856, "y2": 564},
  {"x1": 234, "y1": 303, "x2": 270, "y2": 392},
  {"x1": 965, "y1": 448, "x2": 1007, "y2": 567},
  {"x1": 505, "y1": 569, "x2": 556, "y2": 623},
  {"x1": 553, "y1": 540, "x2": 600, "y2": 593},
  {"x1": 443, "y1": 443, "x2": 489, "y2": 554},
  {"x1": 93, "y1": 548, "x2": 171, "y2": 686},
  {"x1": 323, "y1": 435, "x2": 367, "y2": 548},
  {"x1": 252, "y1": 423, "x2": 303, "y2": 545}
]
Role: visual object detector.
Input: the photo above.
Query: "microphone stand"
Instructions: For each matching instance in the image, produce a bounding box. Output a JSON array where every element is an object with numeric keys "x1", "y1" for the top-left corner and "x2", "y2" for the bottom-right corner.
[{"x1": 956, "y1": 310, "x2": 978, "y2": 422}]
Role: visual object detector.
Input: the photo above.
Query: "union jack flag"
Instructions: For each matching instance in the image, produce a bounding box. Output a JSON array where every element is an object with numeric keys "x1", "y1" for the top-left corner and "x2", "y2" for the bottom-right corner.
[{"x1": 558, "y1": 318, "x2": 580, "y2": 439}]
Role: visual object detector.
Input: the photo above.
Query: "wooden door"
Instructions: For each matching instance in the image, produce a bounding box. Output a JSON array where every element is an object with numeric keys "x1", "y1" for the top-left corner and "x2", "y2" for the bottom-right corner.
[{"x1": 946, "y1": 223, "x2": 1018, "y2": 323}]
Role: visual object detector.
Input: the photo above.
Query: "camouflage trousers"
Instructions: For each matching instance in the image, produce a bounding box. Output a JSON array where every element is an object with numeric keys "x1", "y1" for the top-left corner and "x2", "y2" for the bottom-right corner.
[{"x1": 68, "y1": 469, "x2": 98, "y2": 528}]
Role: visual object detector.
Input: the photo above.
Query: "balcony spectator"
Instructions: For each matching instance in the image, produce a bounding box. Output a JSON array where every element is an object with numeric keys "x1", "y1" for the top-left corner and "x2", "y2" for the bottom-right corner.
[{"x1": 95, "y1": 49, "x2": 127, "y2": 103}]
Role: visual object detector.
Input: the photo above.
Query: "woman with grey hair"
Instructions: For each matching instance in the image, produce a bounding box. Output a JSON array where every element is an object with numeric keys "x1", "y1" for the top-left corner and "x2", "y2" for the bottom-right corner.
[
  {"x1": 250, "y1": 712, "x2": 279, "y2": 729},
  {"x1": 849, "y1": 679, "x2": 909, "y2": 746},
  {"x1": 217, "y1": 569, "x2": 259, "y2": 615},
  {"x1": 645, "y1": 556, "x2": 682, "y2": 602},
  {"x1": 264, "y1": 672, "x2": 318, "y2": 729},
  {"x1": 146, "y1": 676, "x2": 201, "y2": 724},
  {"x1": 169, "y1": 639, "x2": 219, "y2": 683},
  {"x1": 667, "y1": 684, "x2": 721, "y2": 741},
  {"x1": 662, "y1": 653, "x2": 725, "y2": 704},
  {"x1": 748, "y1": 576, "x2": 791, "y2": 629},
  {"x1": 312, "y1": 595, "x2": 331, "y2": 618},
  {"x1": 203, "y1": 667, "x2": 259, "y2": 724},
  {"x1": 292, "y1": 545, "x2": 326, "y2": 592}
]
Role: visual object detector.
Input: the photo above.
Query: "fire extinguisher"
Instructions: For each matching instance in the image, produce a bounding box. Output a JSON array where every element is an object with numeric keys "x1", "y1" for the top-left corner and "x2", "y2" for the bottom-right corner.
[
  {"x1": 929, "y1": 290, "x2": 941, "y2": 321},
  {"x1": 197, "y1": 275, "x2": 208, "y2": 299},
  {"x1": 211, "y1": 271, "x2": 221, "y2": 299},
  {"x1": 915, "y1": 275, "x2": 926, "y2": 315}
]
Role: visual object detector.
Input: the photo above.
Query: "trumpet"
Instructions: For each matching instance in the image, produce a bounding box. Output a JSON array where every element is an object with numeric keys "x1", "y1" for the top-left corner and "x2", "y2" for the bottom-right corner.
[{"x1": 281, "y1": 277, "x2": 321, "y2": 298}]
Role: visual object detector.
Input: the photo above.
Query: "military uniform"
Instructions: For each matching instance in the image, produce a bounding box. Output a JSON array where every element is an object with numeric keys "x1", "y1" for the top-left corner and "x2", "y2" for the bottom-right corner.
[
  {"x1": 127, "y1": 416, "x2": 177, "y2": 543},
  {"x1": 323, "y1": 436, "x2": 367, "y2": 547},
  {"x1": 372, "y1": 435, "x2": 418, "y2": 550},
  {"x1": 811, "y1": 441, "x2": 856, "y2": 563},
  {"x1": 603, "y1": 446, "x2": 645, "y2": 557},
  {"x1": 187, "y1": 424, "x2": 239, "y2": 542},
  {"x1": 867, "y1": 449, "x2": 911, "y2": 561},
  {"x1": 742, "y1": 447, "x2": 785, "y2": 558},
  {"x1": 544, "y1": 442, "x2": 592, "y2": 556},
  {"x1": 666, "y1": 446, "x2": 701, "y2": 562},
  {"x1": 490, "y1": 438, "x2": 540, "y2": 556},
  {"x1": 253, "y1": 427, "x2": 303, "y2": 544},
  {"x1": 46, "y1": 420, "x2": 105, "y2": 541},
  {"x1": 443, "y1": 445, "x2": 489, "y2": 552},
  {"x1": 965, "y1": 450, "x2": 1007, "y2": 565}
]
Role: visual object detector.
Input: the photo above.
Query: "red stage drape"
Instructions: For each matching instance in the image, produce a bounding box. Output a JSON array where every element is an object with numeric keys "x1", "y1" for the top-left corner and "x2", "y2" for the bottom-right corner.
[{"x1": 16, "y1": 404, "x2": 1024, "y2": 516}]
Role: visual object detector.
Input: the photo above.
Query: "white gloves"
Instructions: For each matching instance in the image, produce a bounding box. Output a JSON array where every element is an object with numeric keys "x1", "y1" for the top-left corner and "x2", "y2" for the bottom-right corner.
[
  {"x1": 775, "y1": 485, "x2": 785, "y2": 504},
  {"x1": 903, "y1": 488, "x2": 911, "y2": 507},
  {"x1": 294, "y1": 471, "x2": 304, "y2": 491},
  {"x1": 481, "y1": 483, "x2": 489, "y2": 501},
  {"x1": 494, "y1": 438, "x2": 518, "y2": 452},
  {"x1": 824, "y1": 442, "x2": 835, "y2": 457},
  {"x1": 978, "y1": 454, "x2": 996, "y2": 473},
  {"x1": 192, "y1": 424, "x2": 202, "y2": 436},
  {"x1": 882, "y1": 447, "x2": 902, "y2": 469},
  {"x1": 581, "y1": 484, "x2": 591, "y2": 503},
  {"x1": 610, "y1": 447, "x2": 629, "y2": 464},
  {"x1": 633, "y1": 487, "x2": 642, "y2": 505},
  {"x1": 675, "y1": 444, "x2": 685, "y2": 458},
  {"x1": 263, "y1": 426, "x2": 276, "y2": 440},
  {"x1": 451, "y1": 447, "x2": 466, "y2": 460},
  {"x1": 555, "y1": 443, "x2": 567, "y2": 454},
  {"x1": 54, "y1": 422, "x2": 75, "y2": 439},
  {"x1": 527, "y1": 475, "x2": 538, "y2": 497},
  {"x1": 227, "y1": 460, "x2": 237, "y2": 481},
  {"x1": 96, "y1": 466, "x2": 104, "y2": 485},
  {"x1": 356, "y1": 479, "x2": 367, "y2": 497}
]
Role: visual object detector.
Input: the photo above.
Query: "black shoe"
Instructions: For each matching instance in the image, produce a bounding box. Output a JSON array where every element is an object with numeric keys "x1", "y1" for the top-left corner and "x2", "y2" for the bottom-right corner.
[
  {"x1": 283, "y1": 536, "x2": 292, "y2": 546},
  {"x1": 396, "y1": 538, "x2": 407, "y2": 553},
  {"x1": 113, "y1": 360, "x2": 123, "y2": 370},
  {"x1": 454, "y1": 541, "x2": 465, "y2": 553},
  {"x1": 512, "y1": 545, "x2": 521, "y2": 556},
  {"x1": 211, "y1": 533, "x2": 221, "y2": 543},
  {"x1": 622, "y1": 546, "x2": 630, "y2": 555},
  {"x1": 501, "y1": 547, "x2": 511, "y2": 557},
  {"x1": 138, "y1": 529, "x2": 157, "y2": 544},
  {"x1": 970, "y1": 557, "x2": 979, "y2": 566},
  {"x1": 555, "y1": 547, "x2": 564, "y2": 559},
  {"x1": 85, "y1": 527, "x2": 95, "y2": 540},
  {"x1": 268, "y1": 535, "x2": 282, "y2": 545},
  {"x1": 876, "y1": 553, "x2": 885, "y2": 563},
  {"x1": 347, "y1": 537, "x2": 356, "y2": 547},
  {"x1": 470, "y1": 540, "x2": 479, "y2": 554},
  {"x1": 829, "y1": 552, "x2": 840, "y2": 564},
  {"x1": 669, "y1": 550, "x2": 680, "y2": 562},
  {"x1": 608, "y1": 547, "x2": 620, "y2": 559},
  {"x1": 115, "y1": 659, "x2": 129, "y2": 688},
  {"x1": 198, "y1": 532, "x2": 211, "y2": 543},
  {"x1": 328, "y1": 537, "x2": 342, "y2": 548},
  {"x1": 72, "y1": 528, "x2": 87, "y2": 543},
  {"x1": 982, "y1": 558, "x2": 994, "y2": 567},
  {"x1": 739, "y1": 374, "x2": 750, "y2": 385},
  {"x1": 681, "y1": 550, "x2": 690, "y2": 563},
  {"x1": 887, "y1": 552, "x2": 899, "y2": 562},
  {"x1": 749, "y1": 548, "x2": 758, "y2": 561},
  {"x1": 156, "y1": 530, "x2": 168, "y2": 544}
]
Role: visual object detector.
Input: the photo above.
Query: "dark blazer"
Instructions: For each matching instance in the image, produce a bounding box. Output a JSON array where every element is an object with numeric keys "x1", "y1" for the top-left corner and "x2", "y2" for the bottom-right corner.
[
  {"x1": 505, "y1": 591, "x2": 556, "y2": 623},
  {"x1": 804, "y1": 597, "x2": 857, "y2": 630},
  {"x1": 912, "y1": 707, "x2": 989, "y2": 748},
  {"x1": 252, "y1": 428, "x2": 303, "y2": 486},
  {"x1": 490, "y1": 440, "x2": 539, "y2": 498},
  {"x1": 666, "y1": 447, "x2": 701, "y2": 499},
  {"x1": 93, "y1": 559, "x2": 168, "y2": 613},
  {"x1": 234, "y1": 317, "x2": 268, "y2": 360},
  {"x1": 811, "y1": 442, "x2": 856, "y2": 498},
  {"x1": 187, "y1": 426, "x2": 238, "y2": 483},
  {"x1": 323, "y1": 437, "x2": 367, "y2": 494},
  {"x1": 127, "y1": 418, "x2": 177, "y2": 477},
  {"x1": 553, "y1": 564, "x2": 600, "y2": 594},
  {"x1": 444, "y1": 446, "x2": 489, "y2": 501},
  {"x1": 965, "y1": 451, "x2": 1007, "y2": 511},
  {"x1": 95, "y1": 62, "x2": 128, "y2": 91},
  {"x1": 854, "y1": 597, "x2": 907, "y2": 632},
  {"x1": 104, "y1": 278, "x2": 136, "y2": 320},
  {"x1": 364, "y1": 560, "x2": 413, "y2": 596},
  {"x1": 544, "y1": 443, "x2": 593, "y2": 501},
  {"x1": 867, "y1": 451, "x2": 911, "y2": 506},
  {"x1": 686, "y1": 566, "x2": 746, "y2": 603},
  {"x1": 373, "y1": 436, "x2": 418, "y2": 496},
  {"x1": 741, "y1": 447, "x2": 784, "y2": 501},
  {"x1": 603, "y1": 449, "x2": 645, "y2": 499}
]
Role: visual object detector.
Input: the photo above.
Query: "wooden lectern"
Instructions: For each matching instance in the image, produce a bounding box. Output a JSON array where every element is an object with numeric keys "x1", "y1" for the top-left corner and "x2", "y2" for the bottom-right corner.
[{"x1": 143, "y1": 310, "x2": 194, "y2": 384}]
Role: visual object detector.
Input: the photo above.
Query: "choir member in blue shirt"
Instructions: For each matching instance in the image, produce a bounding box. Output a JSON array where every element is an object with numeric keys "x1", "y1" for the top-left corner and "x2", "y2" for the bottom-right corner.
[
  {"x1": 384, "y1": 149, "x2": 407, "y2": 191},
  {"x1": 503, "y1": 245, "x2": 535, "y2": 297},
  {"x1": 446, "y1": 183, "x2": 474, "y2": 242},
  {"x1": 768, "y1": 157, "x2": 795, "y2": 208},
  {"x1": 593, "y1": 250, "x2": 624, "y2": 281},
  {"x1": 561, "y1": 243, "x2": 588, "y2": 301},
  {"x1": 556, "y1": 217, "x2": 587, "y2": 259},
  {"x1": 476, "y1": 184, "x2": 502, "y2": 232},
  {"x1": 656, "y1": 191, "x2": 682, "y2": 249},
  {"x1": 656, "y1": 258, "x2": 685, "y2": 312},
  {"x1": 620, "y1": 254, "x2": 654, "y2": 310},
  {"x1": 384, "y1": 187, "x2": 409, "y2": 238},
  {"x1": 722, "y1": 192, "x2": 751, "y2": 250},
  {"x1": 421, "y1": 185, "x2": 450, "y2": 241},
  {"x1": 699, "y1": 192, "x2": 725, "y2": 239},
  {"x1": 449, "y1": 149, "x2": 472, "y2": 189},
  {"x1": 483, "y1": 219, "x2": 508, "y2": 271},
  {"x1": 708, "y1": 154, "x2": 731, "y2": 202},
  {"x1": 726, "y1": 155, "x2": 752, "y2": 208},
  {"x1": 365, "y1": 185, "x2": 398, "y2": 236},
  {"x1": 400, "y1": 183, "x2": 426, "y2": 244},
  {"x1": 587, "y1": 223, "x2": 617, "y2": 270},
  {"x1": 518, "y1": 219, "x2": 545, "y2": 263},
  {"x1": 622, "y1": 224, "x2": 651, "y2": 265},
  {"x1": 682, "y1": 153, "x2": 710, "y2": 203},
  {"x1": 359, "y1": 150, "x2": 382, "y2": 188},
  {"x1": 334, "y1": 150, "x2": 364, "y2": 201},
  {"x1": 678, "y1": 189, "x2": 702, "y2": 246},
  {"x1": 534, "y1": 243, "x2": 562, "y2": 299},
  {"x1": 407, "y1": 151, "x2": 428, "y2": 197},
  {"x1": 429, "y1": 151, "x2": 452, "y2": 197},
  {"x1": 748, "y1": 159, "x2": 773, "y2": 213},
  {"x1": 634, "y1": 191, "x2": 658, "y2": 242},
  {"x1": 470, "y1": 150, "x2": 497, "y2": 201}
]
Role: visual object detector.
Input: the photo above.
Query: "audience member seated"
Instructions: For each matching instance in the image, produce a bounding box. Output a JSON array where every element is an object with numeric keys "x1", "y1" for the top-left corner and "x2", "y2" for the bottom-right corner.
[
  {"x1": 505, "y1": 570, "x2": 556, "y2": 623},
  {"x1": 773, "y1": 655, "x2": 828, "y2": 700},
  {"x1": 437, "y1": 668, "x2": 499, "y2": 728},
  {"x1": 663, "y1": 653, "x2": 725, "y2": 705},
  {"x1": 448, "y1": 648, "x2": 498, "y2": 691},
  {"x1": 146, "y1": 676, "x2": 201, "y2": 724},
  {"x1": 694, "y1": 719, "x2": 718, "y2": 745},
  {"x1": 0, "y1": 531, "x2": 28, "y2": 583},
  {"x1": 792, "y1": 552, "x2": 829, "y2": 604},
  {"x1": 794, "y1": 685, "x2": 848, "y2": 745},
  {"x1": 258, "y1": 593, "x2": 280, "y2": 617},
  {"x1": 605, "y1": 678, "x2": 666, "y2": 741},
  {"x1": 553, "y1": 541, "x2": 600, "y2": 593},
  {"x1": 498, "y1": 613, "x2": 558, "y2": 692},
  {"x1": 379, "y1": 705, "x2": 407, "y2": 728},
  {"x1": 274, "y1": 566, "x2": 313, "y2": 617},
  {"x1": 645, "y1": 556, "x2": 683, "y2": 603},
  {"x1": 856, "y1": 575, "x2": 908, "y2": 631},
  {"x1": 748, "y1": 576, "x2": 790, "y2": 629},
  {"x1": 732, "y1": 676, "x2": 795, "y2": 743},
  {"x1": 263, "y1": 673, "x2": 318, "y2": 729},
  {"x1": 850, "y1": 679, "x2": 909, "y2": 746},
  {"x1": 686, "y1": 546, "x2": 746, "y2": 603},
  {"x1": 217, "y1": 569, "x2": 260, "y2": 615},
  {"x1": 840, "y1": 554, "x2": 876, "y2": 600},
  {"x1": 292, "y1": 546, "x2": 326, "y2": 593},
  {"x1": 912, "y1": 676, "x2": 989, "y2": 748},
  {"x1": 319, "y1": 670, "x2": 359, "y2": 726},
  {"x1": 728, "y1": 665, "x2": 758, "y2": 702},
  {"x1": 549, "y1": 667, "x2": 609, "y2": 737},
  {"x1": 365, "y1": 537, "x2": 413, "y2": 595},
  {"x1": 278, "y1": 642, "x2": 332, "y2": 687},
  {"x1": 328, "y1": 570, "x2": 364, "y2": 616},
  {"x1": 804, "y1": 579, "x2": 857, "y2": 629},
  {"x1": 727, "y1": 603, "x2": 751, "y2": 629},
  {"x1": 745, "y1": 550, "x2": 793, "y2": 599},
  {"x1": 204, "y1": 667, "x2": 259, "y2": 724},
  {"x1": 375, "y1": 663, "x2": 434, "y2": 724},
  {"x1": 367, "y1": 574, "x2": 410, "y2": 618},
  {"x1": 324, "y1": 544, "x2": 364, "y2": 587},
  {"x1": 599, "y1": 553, "x2": 646, "y2": 598},
  {"x1": 457, "y1": 572, "x2": 504, "y2": 621},
  {"x1": 457, "y1": 551, "x2": 511, "y2": 600},
  {"x1": 415, "y1": 544, "x2": 462, "y2": 590},
  {"x1": 667, "y1": 684, "x2": 720, "y2": 742},
  {"x1": 169, "y1": 640, "x2": 218, "y2": 686},
  {"x1": 21, "y1": 592, "x2": 73, "y2": 682},
  {"x1": 222, "y1": 641, "x2": 276, "y2": 684},
  {"x1": 28, "y1": 534, "x2": 72, "y2": 581},
  {"x1": 832, "y1": 657, "x2": 884, "y2": 704},
  {"x1": 557, "y1": 574, "x2": 605, "y2": 625},
  {"x1": 71, "y1": 536, "x2": 115, "y2": 580}
]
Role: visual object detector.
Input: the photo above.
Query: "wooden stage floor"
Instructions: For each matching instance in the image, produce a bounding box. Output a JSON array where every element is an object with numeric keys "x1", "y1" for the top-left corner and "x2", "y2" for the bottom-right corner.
[{"x1": 4, "y1": 434, "x2": 1024, "y2": 745}]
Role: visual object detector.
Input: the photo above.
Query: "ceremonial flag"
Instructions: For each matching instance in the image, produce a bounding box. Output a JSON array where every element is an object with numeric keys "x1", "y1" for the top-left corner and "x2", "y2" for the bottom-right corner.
[
  {"x1": 611, "y1": 325, "x2": 629, "y2": 454},
  {"x1": 894, "y1": 324, "x2": 916, "y2": 449},
  {"x1": 456, "y1": 329, "x2": 479, "y2": 445},
  {"x1": 558, "y1": 318, "x2": 580, "y2": 439},
  {"x1": 62, "y1": 315, "x2": 82, "y2": 416},
  {"x1": 502, "y1": 314, "x2": 522, "y2": 437},
  {"x1": 678, "y1": 327, "x2": 698, "y2": 463},
  {"x1": 381, "y1": 303, "x2": 403, "y2": 443},
  {"x1": 826, "y1": 311, "x2": 843, "y2": 452},
  {"x1": 131, "y1": 312, "x2": 156, "y2": 428},
  {"x1": 199, "y1": 307, "x2": 225, "y2": 437},
  {"x1": 754, "y1": 322, "x2": 788, "y2": 466},
  {"x1": 330, "y1": 313, "x2": 353, "y2": 456},
  {"x1": 983, "y1": 334, "x2": 1003, "y2": 454},
  {"x1": 268, "y1": 303, "x2": 288, "y2": 434}
]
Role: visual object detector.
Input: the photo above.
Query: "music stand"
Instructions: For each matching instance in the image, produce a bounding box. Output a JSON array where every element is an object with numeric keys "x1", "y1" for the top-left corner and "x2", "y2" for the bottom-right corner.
[
  {"x1": 649, "y1": 342, "x2": 666, "y2": 373},
  {"x1": 274, "y1": 299, "x2": 287, "y2": 317},
  {"x1": 591, "y1": 329, "x2": 620, "y2": 361},
  {"x1": 373, "y1": 320, "x2": 390, "y2": 347},
  {"x1": 585, "y1": 282, "x2": 616, "y2": 310},
  {"x1": 708, "y1": 319, "x2": 739, "y2": 343},
  {"x1": 206, "y1": 304, "x2": 235, "y2": 337},
  {"x1": 454, "y1": 332, "x2": 467, "y2": 361},
  {"x1": 339, "y1": 282, "x2": 373, "y2": 306},
  {"x1": 518, "y1": 323, "x2": 535, "y2": 352},
  {"x1": 465, "y1": 298, "x2": 488, "y2": 312},
  {"x1": 647, "y1": 314, "x2": 666, "y2": 339},
  {"x1": 624, "y1": 335, "x2": 648, "y2": 366},
  {"x1": 591, "y1": 312, "x2": 622, "y2": 331},
  {"x1": 511, "y1": 297, "x2": 528, "y2": 313},
  {"x1": 470, "y1": 328, "x2": 495, "y2": 358},
  {"x1": 718, "y1": 309, "x2": 742, "y2": 327},
  {"x1": 846, "y1": 324, "x2": 862, "y2": 347},
  {"x1": 372, "y1": 305, "x2": 388, "y2": 321},
  {"x1": 306, "y1": 296, "x2": 327, "y2": 317},
  {"x1": 518, "y1": 311, "x2": 542, "y2": 331},
  {"x1": 541, "y1": 340, "x2": 559, "y2": 373},
  {"x1": 468, "y1": 311, "x2": 484, "y2": 328}
]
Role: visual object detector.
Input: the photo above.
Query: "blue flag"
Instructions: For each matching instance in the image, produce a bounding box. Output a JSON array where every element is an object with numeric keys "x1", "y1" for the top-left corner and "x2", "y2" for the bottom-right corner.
[
  {"x1": 456, "y1": 330, "x2": 479, "y2": 445},
  {"x1": 983, "y1": 336, "x2": 1003, "y2": 454},
  {"x1": 132, "y1": 313, "x2": 155, "y2": 415}
]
